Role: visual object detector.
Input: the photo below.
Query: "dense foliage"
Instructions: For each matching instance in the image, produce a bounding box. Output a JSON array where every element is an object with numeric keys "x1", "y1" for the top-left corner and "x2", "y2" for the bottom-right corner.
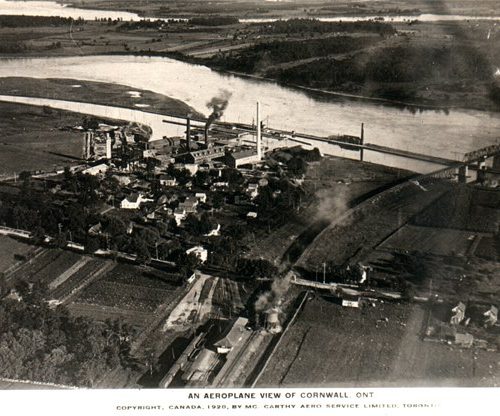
[
  {"x1": 0, "y1": 283, "x2": 131, "y2": 387},
  {"x1": 253, "y1": 18, "x2": 396, "y2": 36},
  {"x1": 267, "y1": 44, "x2": 492, "y2": 97},
  {"x1": 0, "y1": 15, "x2": 84, "y2": 27},
  {"x1": 0, "y1": 41, "x2": 28, "y2": 53},
  {"x1": 205, "y1": 36, "x2": 379, "y2": 72},
  {"x1": 189, "y1": 16, "x2": 239, "y2": 26}
]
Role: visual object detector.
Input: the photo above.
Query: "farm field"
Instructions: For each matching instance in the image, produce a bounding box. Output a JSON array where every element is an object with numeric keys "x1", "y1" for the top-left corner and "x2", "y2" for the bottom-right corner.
[
  {"x1": 7, "y1": 248, "x2": 83, "y2": 286},
  {"x1": 66, "y1": 303, "x2": 152, "y2": 328},
  {"x1": 0, "y1": 102, "x2": 86, "y2": 176},
  {"x1": 379, "y1": 225, "x2": 480, "y2": 257},
  {"x1": 413, "y1": 185, "x2": 500, "y2": 233},
  {"x1": 257, "y1": 297, "x2": 500, "y2": 387},
  {"x1": 297, "y1": 178, "x2": 451, "y2": 271},
  {"x1": 75, "y1": 263, "x2": 181, "y2": 313},
  {"x1": 0, "y1": 235, "x2": 35, "y2": 271},
  {"x1": 50, "y1": 257, "x2": 112, "y2": 300}
]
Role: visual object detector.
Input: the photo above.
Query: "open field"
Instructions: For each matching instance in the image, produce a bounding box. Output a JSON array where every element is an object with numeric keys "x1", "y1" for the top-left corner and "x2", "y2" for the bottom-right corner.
[
  {"x1": 0, "y1": 235, "x2": 35, "y2": 271},
  {"x1": 66, "y1": 302, "x2": 153, "y2": 327},
  {"x1": 246, "y1": 156, "x2": 412, "y2": 264},
  {"x1": 6, "y1": 248, "x2": 82, "y2": 285},
  {"x1": 297, "y1": 178, "x2": 451, "y2": 271},
  {"x1": 75, "y1": 263, "x2": 181, "y2": 313},
  {"x1": 413, "y1": 185, "x2": 500, "y2": 233},
  {"x1": 257, "y1": 297, "x2": 500, "y2": 387},
  {"x1": 0, "y1": 77, "x2": 200, "y2": 118},
  {"x1": 50, "y1": 257, "x2": 111, "y2": 300},
  {"x1": 379, "y1": 224, "x2": 480, "y2": 257},
  {"x1": 0, "y1": 101, "x2": 87, "y2": 175}
]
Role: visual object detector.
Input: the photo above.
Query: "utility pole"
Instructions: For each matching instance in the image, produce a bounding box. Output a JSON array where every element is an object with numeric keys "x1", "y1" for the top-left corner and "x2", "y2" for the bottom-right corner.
[{"x1": 322, "y1": 262, "x2": 326, "y2": 284}]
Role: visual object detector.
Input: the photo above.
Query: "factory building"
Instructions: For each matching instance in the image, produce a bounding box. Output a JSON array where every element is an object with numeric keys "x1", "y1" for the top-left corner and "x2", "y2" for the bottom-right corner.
[
  {"x1": 225, "y1": 149, "x2": 261, "y2": 168},
  {"x1": 177, "y1": 146, "x2": 227, "y2": 164}
]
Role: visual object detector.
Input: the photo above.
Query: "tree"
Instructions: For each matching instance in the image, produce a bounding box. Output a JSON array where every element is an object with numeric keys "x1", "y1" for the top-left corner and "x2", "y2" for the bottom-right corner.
[
  {"x1": 135, "y1": 238, "x2": 151, "y2": 264},
  {"x1": 31, "y1": 226, "x2": 46, "y2": 245},
  {"x1": 82, "y1": 116, "x2": 99, "y2": 130},
  {"x1": 85, "y1": 235, "x2": 101, "y2": 253}
]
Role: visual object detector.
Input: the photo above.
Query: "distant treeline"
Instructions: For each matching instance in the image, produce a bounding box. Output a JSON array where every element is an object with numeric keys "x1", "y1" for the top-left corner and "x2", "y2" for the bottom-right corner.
[
  {"x1": 189, "y1": 16, "x2": 239, "y2": 26},
  {"x1": 266, "y1": 44, "x2": 493, "y2": 98},
  {"x1": 253, "y1": 18, "x2": 396, "y2": 35},
  {"x1": 205, "y1": 36, "x2": 380, "y2": 72},
  {"x1": 0, "y1": 41, "x2": 28, "y2": 53},
  {"x1": 119, "y1": 18, "x2": 183, "y2": 30},
  {"x1": 0, "y1": 15, "x2": 84, "y2": 27}
]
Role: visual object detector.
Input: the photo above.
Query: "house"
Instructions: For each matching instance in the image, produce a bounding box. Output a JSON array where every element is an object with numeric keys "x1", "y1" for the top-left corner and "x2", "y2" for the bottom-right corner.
[
  {"x1": 204, "y1": 223, "x2": 221, "y2": 237},
  {"x1": 173, "y1": 207, "x2": 186, "y2": 225},
  {"x1": 132, "y1": 179, "x2": 151, "y2": 191},
  {"x1": 186, "y1": 246, "x2": 208, "y2": 263},
  {"x1": 82, "y1": 163, "x2": 108, "y2": 176},
  {"x1": 173, "y1": 163, "x2": 199, "y2": 176},
  {"x1": 246, "y1": 183, "x2": 259, "y2": 199},
  {"x1": 247, "y1": 211, "x2": 258, "y2": 219},
  {"x1": 195, "y1": 192, "x2": 207, "y2": 203},
  {"x1": 112, "y1": 174, "x2": 131, "y2": 186},
  {"x1": 88, "y1": 222, "x2": 103, "y2": 236},
  {"x1": 212, "y1": 181, "x2": 229, "y2": 189},
  {"x1": 225, "y1": 149, "x2": 261, "y2": 168},
  {"x1": 143, "y1": 149, "x2": 156, "y2": 159},
  {"x1": 159, "y1": 174, "x2": 178, "y2": 187},
  {"x1": 484, "y1": 305, "x2": 498, "y2": 327},
  {"x1": 452, "y1": 332, "x2": 474, "y2": 348},
  {"x1": 120, "y1": 193, "x2": 151, "y2": 209},
  {"x1": 342, "y1": 298, "x2": 360, "y2": 308},
  {"x1": 179, "y1": 196, "x2": 199, "y2": 213},
  {"x1": 214, "y1": 317, "x2": 249, "y2": 354},
  {"x1": 450, "y1": 302, "x2": 466, "y2": 325}
]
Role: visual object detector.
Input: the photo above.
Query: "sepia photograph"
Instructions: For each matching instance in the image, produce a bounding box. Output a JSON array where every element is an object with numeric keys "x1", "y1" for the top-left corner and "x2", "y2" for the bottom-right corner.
[{"x1": 0, "y1": 0, "x2": 500, "y2": 414}]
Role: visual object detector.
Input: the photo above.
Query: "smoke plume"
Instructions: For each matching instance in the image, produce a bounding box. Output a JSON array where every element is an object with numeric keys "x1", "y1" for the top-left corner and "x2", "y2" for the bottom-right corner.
[
  {"x1": 205, "y1": 89, "x2": 232, "y2": 135},
  {"x1": 315, "y1": 187, "x2": 349, "y2": 222},
  {"x1": 255, "y1": 273, "x2": 291, "y2": 312}
]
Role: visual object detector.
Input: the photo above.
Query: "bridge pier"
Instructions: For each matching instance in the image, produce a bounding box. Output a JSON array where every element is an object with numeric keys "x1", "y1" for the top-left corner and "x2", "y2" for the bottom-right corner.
[
  {"x1": 457, "y1": 165, "x2": 469, "y2": 183},
  {"x1": 492, "y1": 154, "x2": 500, "y2": 170}
]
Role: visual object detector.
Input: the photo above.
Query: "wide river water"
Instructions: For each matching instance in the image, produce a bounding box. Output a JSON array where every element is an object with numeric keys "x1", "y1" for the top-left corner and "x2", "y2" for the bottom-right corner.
[
  {"x1": 1, "y1": 0, "x2": 500, "y2": 23},
  {"x1": 1, "y1": 55, "x2": 500, "y2": 172},
  {"x1": 2, "y1": 54, "x2": 500, "y2": 172}
]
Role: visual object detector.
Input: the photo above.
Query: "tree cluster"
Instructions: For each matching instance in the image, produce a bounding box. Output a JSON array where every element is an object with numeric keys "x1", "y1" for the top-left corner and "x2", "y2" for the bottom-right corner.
[
  {"x1": 189, "y1": 16, "x2": 239, "y2": 26},
  {"x1": 0, "y1": 15, "x2": 85, "y2": 27},
  {"x1": 206, "y1": 36, "x2": 378, "y2": 73},
  {"x1": 0, "y1": 283, "x2": 131, "y2": 387},
  {"x1": 253, "y1": 18, "x2": 396, "y2": 36}
]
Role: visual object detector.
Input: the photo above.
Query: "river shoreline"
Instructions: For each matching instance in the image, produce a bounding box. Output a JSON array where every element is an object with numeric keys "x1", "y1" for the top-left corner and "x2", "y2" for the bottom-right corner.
[{"x1": 2, "y1": 49, "x2": 499, "y2": 115}]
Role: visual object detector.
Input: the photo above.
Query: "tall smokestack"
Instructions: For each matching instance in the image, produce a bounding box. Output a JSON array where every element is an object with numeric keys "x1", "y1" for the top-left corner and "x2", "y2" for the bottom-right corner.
[
  {"x1": 186, "y1": 118, "x2": 191, "y2": 151},
  {"x1": 106, "y1": 134, "x2": 112, "y2": 160},
  {"x1": 360, "y1": 123, "x2": 364, "y2": 162},
  {"x1": 256, "y1": 101, "x2": 262, "y2": 160}
]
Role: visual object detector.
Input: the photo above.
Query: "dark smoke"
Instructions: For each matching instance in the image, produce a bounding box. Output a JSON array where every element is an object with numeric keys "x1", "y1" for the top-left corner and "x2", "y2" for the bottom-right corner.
[{"x1": 205, "y1": 89, "x2": 232, "y2": 137}]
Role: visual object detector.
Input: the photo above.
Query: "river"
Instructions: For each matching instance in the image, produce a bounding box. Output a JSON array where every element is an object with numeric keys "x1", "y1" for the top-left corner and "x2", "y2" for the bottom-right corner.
[
  {"x1": 1, "y1": 0, "x2": 500, "y2": 23},
  {"x1": 1, "y1": 54, "x2": 500, "y2": 172}
]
